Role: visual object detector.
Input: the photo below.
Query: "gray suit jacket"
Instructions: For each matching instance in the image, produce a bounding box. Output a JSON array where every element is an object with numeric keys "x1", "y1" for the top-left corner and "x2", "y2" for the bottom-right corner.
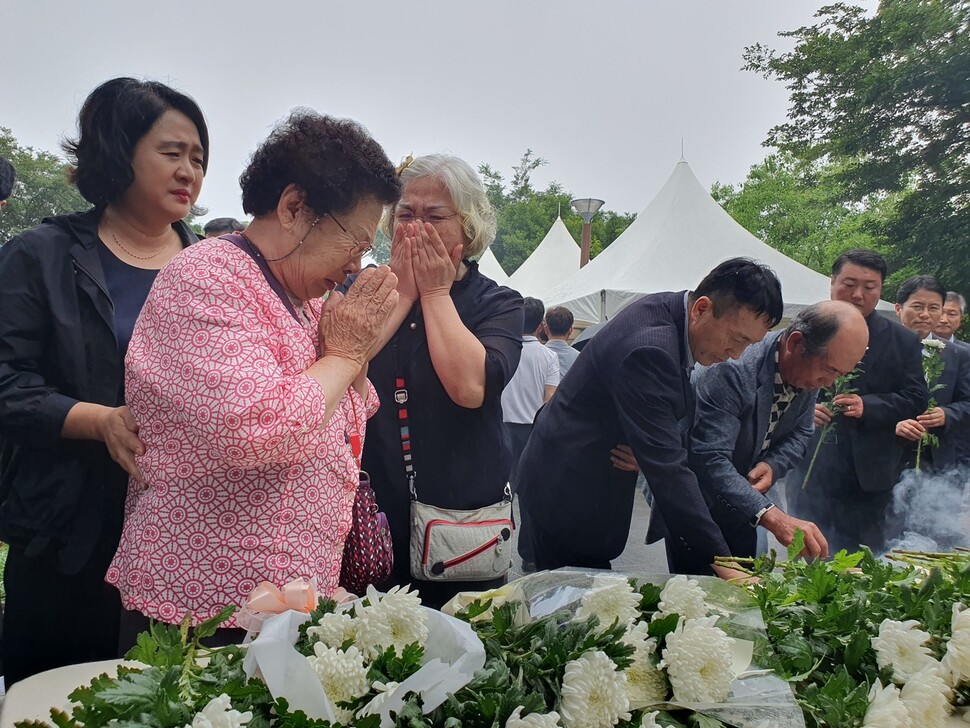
[{"x1": 689, "y1": 331, "x2": 816, "y2": 527}]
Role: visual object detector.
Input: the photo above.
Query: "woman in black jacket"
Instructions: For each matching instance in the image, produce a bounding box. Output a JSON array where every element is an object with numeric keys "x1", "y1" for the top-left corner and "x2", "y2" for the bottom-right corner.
[{"x1": 0, "y1": 77, "x2": 208, "y2": 686}]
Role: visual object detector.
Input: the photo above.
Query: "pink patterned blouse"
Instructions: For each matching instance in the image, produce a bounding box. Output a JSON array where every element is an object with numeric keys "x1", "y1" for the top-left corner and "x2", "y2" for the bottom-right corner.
[{"x1": 106, "y1": 238, "x2": 378, "y2": 627}]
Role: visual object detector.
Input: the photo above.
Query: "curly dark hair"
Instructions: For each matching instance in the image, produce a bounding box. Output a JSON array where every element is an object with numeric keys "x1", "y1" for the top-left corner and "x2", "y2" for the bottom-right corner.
[
  {"x1": 62, "y1": 77, "x2": 209, "y2": 207},
  {"x1": 240, "y1": 110, "x2": 401, "y2": 217}
]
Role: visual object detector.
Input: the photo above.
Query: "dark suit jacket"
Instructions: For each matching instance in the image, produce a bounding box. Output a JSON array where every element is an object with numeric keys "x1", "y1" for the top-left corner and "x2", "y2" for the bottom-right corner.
[
  {"x1": 690, "y1": 331, "x2": 815, "y2": 536},
  {"x1": 516, "y1": 291, "x2": 730, "y2": 573},
  {"x1": 899, "y1": 338, "x2": 970, "y2": 471},
  {"x1": 793, "y1": 312, "x2": 927, "y2": 493}
]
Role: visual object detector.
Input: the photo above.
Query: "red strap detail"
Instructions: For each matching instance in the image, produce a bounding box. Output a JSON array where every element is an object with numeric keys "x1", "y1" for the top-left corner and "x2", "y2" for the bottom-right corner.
[{"x1": 399, "y1": 408, "x2": 408, "y2": 419}]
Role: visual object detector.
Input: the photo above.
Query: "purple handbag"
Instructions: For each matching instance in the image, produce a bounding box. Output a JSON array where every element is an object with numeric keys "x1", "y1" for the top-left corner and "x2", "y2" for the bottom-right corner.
[{"x1": 339, "y1": 471, "x2": 394, "y2": 594}]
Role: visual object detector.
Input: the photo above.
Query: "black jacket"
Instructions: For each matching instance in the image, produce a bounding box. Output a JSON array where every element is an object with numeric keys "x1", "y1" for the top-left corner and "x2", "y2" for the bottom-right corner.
[
  {"x1": 0, "y1": 208, "x2": 196, "y2": 572},
  {"x1": 517, "y1": 291, "x2": 731, "y2": 574},
  {"x1": 793, "y1": 312, "x2": 928, "y2": 493},
  {"x1": 899, "y1": 338, "x2": 970, "y2": 472}
]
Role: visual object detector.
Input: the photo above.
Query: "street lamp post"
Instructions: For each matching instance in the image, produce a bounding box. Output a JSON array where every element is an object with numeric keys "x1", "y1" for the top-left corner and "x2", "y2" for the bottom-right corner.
[{"x1": 570, "y1": 197, "x2": 605, "y2": 267}]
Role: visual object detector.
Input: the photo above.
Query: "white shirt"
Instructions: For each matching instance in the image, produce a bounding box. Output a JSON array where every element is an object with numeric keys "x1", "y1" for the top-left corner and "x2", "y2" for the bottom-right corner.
[{"x1": 501, "y1": 336, "x2": 560, "y2": 424}]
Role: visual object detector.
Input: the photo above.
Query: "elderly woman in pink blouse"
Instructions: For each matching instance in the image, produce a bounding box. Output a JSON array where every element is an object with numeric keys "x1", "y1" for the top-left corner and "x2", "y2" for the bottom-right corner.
[{"x1": 108, "y1": 112, "x2": 401, "y2": 645}]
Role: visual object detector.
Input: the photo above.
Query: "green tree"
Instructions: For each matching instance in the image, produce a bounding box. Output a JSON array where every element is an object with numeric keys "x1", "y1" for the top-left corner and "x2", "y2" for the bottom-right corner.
[
  {"x1": 743, "y1": 0, "x2": 970, "y2": 293},
  {"x1": 712, "y1": 152, "x2": 900, "y2": 273},
  {"x1": 480, "y1": 151, "x2": 636, "y2": 275},
  {"x1": 0, "y1": 127, "x2": 87, "y2": 243}
]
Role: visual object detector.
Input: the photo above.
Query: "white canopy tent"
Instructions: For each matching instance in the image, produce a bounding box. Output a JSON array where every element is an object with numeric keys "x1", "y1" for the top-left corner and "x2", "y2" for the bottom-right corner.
[
  {"x1": 544, "y1": 160, "x2": 889, "y2": 326},
  {"x1": 475, "y1": 247, "x2": 509, "y2": 285},
  {"x1": 506, "y1": 216, "x2": 580, "y2": 300}
]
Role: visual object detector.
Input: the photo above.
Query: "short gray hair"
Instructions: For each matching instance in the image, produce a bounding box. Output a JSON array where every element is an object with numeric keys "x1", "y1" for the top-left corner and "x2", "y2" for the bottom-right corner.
[
  {"x1": 946, "y1": 291, "x2": 967, "y2": 315},
  {"x1": 785, "y1": 303, "x2": 840, "y2": 358},
  {"x1": 383, "y1": 154, "x2": 497, "y2": 260}
]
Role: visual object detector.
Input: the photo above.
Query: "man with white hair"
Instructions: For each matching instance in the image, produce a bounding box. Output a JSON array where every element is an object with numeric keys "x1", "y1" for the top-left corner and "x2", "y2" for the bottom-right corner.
[{"x1": 690, "y1": 300, "x2": 868, "y2": 558}]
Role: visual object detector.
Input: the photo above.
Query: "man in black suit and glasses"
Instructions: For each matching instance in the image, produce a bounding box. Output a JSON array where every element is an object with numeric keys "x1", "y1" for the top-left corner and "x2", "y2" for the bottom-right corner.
[
  {"x1": 517, "y1": 258, "x2": 783, "y2": 577},
  {"x1": 788, "y1": 250, "x2": 928, "y2": 553}
]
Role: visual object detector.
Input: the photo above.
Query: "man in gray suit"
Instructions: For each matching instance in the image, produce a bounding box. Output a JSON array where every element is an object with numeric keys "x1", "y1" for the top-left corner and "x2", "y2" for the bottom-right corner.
[{"x1": 690, "y1": 301, "x2": 869, "y2": 559}]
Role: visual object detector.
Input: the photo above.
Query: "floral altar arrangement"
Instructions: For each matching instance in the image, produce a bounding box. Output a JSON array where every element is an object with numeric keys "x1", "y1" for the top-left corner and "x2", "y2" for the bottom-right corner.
[
  {"x1": 13, "y1": 571, "x2": 801, "y2": 728},
  {"x1": 719, "y1": 534, "x2": 970, "y2": 728}
]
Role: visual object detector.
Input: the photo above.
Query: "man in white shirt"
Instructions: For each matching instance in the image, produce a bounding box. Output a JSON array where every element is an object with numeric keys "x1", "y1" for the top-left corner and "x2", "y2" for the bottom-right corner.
[
  {"x1": 502, "y1": 297, "x2": 560, "y2": 494},
  {"x1": 543, "y1": 306, "x2": 580, "y2": 379}
]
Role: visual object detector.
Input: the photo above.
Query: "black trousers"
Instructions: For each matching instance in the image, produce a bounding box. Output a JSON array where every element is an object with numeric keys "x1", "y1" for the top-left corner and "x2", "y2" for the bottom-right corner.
[{"x1": 2, "y1": 544, "x2": 121, "y2": 688}]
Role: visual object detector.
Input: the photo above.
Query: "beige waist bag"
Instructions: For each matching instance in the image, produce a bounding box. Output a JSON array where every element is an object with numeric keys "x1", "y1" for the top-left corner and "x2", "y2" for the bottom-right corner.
[{"x1": 409, "y1": 492, "x2": 513, "y2": 582}]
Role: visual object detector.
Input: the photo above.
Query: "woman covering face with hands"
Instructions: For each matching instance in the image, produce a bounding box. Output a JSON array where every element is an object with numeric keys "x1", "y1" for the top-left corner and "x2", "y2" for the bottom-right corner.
[
  {"x1": 359, "y1": 154, "x2": 524, "y2": 608},
  {"x1": 108, "y1": 112, "x2": 402, "y2": 646}
]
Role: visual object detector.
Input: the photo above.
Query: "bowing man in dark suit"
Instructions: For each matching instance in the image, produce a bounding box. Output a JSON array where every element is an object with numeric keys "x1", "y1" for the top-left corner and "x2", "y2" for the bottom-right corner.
[
  {"x1": 690, "y1": 301, "x2": 869, "y2": 559},
  {"x1": 893, "y1": 276, "x2": 970, "y2": 472},
  {"x1": 516, "y1": 258, "x2": 784, "y2": 577},
  {"x1": 788, "y1": 250, "x2": 928, "y2": 554}
]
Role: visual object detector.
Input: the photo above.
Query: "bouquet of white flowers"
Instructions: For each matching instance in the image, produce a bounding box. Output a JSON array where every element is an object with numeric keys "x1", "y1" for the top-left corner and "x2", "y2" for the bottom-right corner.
[{"x1": 13, "y1": 571, "x2": 804, "y2": 728}]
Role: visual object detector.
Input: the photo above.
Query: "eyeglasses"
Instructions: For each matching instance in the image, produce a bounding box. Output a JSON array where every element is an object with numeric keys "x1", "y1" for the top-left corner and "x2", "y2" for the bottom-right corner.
[
  {"x1": 394, "y1": 209, "x2": 460, "y2": 227},
  {"x1": 327, "y1": 213, "x2": 372, "y2": 259}
]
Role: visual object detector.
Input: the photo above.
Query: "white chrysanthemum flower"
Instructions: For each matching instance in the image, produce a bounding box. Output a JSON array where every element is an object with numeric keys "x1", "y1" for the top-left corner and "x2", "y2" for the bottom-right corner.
[
  {"x1": 306, "y1": 643, "x2": 370, "y2": 724},
  {"x1": 574, "y1": 575, "x2": 641, "y2": 629},
  {"x1": 621, "y1": 621, "x2": 654, "y2": 650},
  {"x1": 625, "y1": 638, "x2": 669, "y2": 709},
  {"x1": 900, "y1": 665, "x2": 952, "y2": 728},
  {"x1": 357, "y1": 679, "x2": 400, "y2": 718},
  {"x1": 862, "y1": 680, "x2": 908, "y2": 728},
  {"x1": 872, "y1": 619, "x2": 937, "y2": 683},
  {"x1": 306, "y1": 611, "x2": 357, "y2": 649},
  {"x1": 923, "y1": 337, "x2": 946, "y2": 351},
  {"x1": 655, "y1": 575, "x2": 708, "y2": 621},
  {"x1": 660, "y1": 616, "x2": 735, "y2": 703},
  {"x1": 943, "y1": 602, "x2": 970, "y2": 687},
  {"x1": 506, "y1": 705, "x2": 563, "y2": 727},
  {"x1": 185, "y1": 694, "x2": 253, "y2": 728},
  {"x1": 355, "y1": 584, "x2": 428, "y2": 659},
  {"x1": 639, "y1": 711, "x2": 663, "y2": 728},
  {"x1": 559, "y1": 650, "x2": 631, "y2": 728}
]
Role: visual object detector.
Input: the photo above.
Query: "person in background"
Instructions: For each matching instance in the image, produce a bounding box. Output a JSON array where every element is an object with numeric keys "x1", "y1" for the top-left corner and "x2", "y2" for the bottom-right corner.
[
  {"x1": 108, "y1": 112, "x2": 401, "y2": 646},
  {"x1": 0, "y1": 77, "x2": 208, "y2": 686},
  {"x1": 517, "y1": 258, "x2": 783, "y2": 577},
  {"x1": 361, "y1": 154, "x2": 524, "y2": 609},
  {"x1": 502, "y1": 297, "x2": 559, "y2": 489},
  {"x1": 690, "y1": 301, "x2": 868, "y2": 559},
  {"x1": 0, "y1": 156, "x2": 15, "y2": 208},
  {"x1": 892, "y1": 276, "x2": 970, "y2": 473},
  {"x1": 203, "y1": 216, "x2": 246, "y2": 238},
  {"x1": 542, "y1": 306, "x2": 580, "y2": 378},
  {"x1": 788, "y1": 250, "x2": 927, "y2": 554},
  {"x1": 937, "y1": 291, "x2": 969, "y2": 348}
]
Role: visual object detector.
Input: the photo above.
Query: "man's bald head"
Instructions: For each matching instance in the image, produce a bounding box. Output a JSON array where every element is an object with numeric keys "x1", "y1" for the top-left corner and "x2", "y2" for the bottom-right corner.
[{"x1": 778, "y1": 300, "x2": 869, "y2": 390}]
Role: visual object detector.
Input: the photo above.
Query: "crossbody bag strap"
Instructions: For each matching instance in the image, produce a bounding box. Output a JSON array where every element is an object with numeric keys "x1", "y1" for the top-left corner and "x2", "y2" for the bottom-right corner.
[{"x1": 395, "y1": 374, "x2": 417, "y2": 500}]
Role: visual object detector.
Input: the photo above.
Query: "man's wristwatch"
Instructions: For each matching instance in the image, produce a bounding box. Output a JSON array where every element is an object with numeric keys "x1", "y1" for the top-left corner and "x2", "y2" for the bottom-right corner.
[{"x1": 751, "y1": 504, "x2": 775, "y2": 527}]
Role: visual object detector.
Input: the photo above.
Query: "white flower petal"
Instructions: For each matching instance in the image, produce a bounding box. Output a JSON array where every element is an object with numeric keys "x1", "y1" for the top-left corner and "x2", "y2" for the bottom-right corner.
[
  {"x1": 655, "y1": 575, "x2": 709, "y2": 621},
  {"x1": 660, "y1": 616, "x2": 736, "y2": 703},
  {"x1": 506, "y1": 705, "x2": 563, "y2": 727},
  {"x1": 862, "y1": 680, "x2": 908, "y2": 728},
  {"x1": 559, "y1": 650, "x2": 631, "y2": 728},
  {"x1": 872, "y1": 619, "x2": 937, "y2": 684}
]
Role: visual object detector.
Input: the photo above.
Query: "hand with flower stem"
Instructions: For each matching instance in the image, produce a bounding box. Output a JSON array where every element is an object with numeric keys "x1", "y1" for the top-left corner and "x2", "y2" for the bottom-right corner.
[{"x1": 802, "y1": 365, "x2": 864, "y2": 489}]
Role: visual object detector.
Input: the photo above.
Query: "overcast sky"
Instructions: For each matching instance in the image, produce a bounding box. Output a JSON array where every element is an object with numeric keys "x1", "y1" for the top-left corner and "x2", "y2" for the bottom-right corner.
[{"x1": 2, "y1": 1, "x2": 876, "y2": 224}]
